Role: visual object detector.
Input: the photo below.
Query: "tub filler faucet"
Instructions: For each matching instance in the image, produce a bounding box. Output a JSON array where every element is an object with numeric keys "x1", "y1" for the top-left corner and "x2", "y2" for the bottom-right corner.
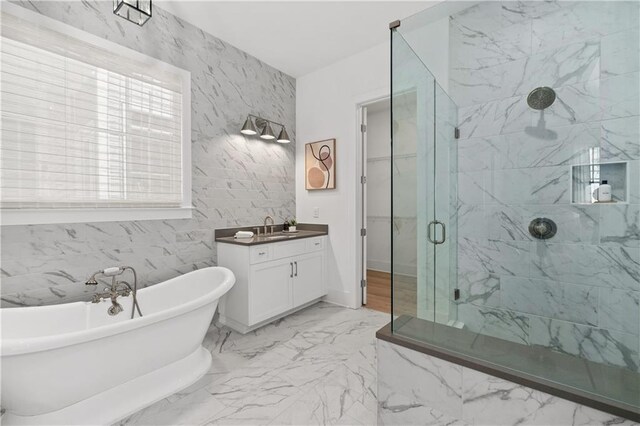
[{"x1": 85, "y1": 266, "x2": 143, "y2": 318}]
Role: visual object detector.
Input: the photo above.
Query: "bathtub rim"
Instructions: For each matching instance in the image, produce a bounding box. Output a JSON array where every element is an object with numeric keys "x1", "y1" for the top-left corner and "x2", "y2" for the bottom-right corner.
[{"x1": 1, "y1": 266, "x2": 235, "y2": 356}]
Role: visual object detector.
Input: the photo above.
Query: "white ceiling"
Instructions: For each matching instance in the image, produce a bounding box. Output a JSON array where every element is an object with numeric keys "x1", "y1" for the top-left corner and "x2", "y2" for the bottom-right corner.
[{"x1": 156, "y1": 1, "x2": 437, "y2": 77}]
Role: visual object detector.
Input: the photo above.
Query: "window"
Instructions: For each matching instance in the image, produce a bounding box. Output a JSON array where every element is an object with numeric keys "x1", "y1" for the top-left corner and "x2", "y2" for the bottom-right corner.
[{"x1": 0, "y1": 5, "x2": 191, "y2": 225}]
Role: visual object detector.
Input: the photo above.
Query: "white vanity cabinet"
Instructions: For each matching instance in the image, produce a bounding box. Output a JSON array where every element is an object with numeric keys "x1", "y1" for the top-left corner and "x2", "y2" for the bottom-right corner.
[{"x1": 217, "y1": 236, "x2": 327, "y2": 333}]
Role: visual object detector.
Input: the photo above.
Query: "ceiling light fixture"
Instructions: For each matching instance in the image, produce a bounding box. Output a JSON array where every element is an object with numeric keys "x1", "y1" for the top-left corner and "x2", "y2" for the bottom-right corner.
[
  {"x1": 114, "y1": 0, "x2": 152, "y2": 26},
  {"x1": 240, "y1": 114, "x2": 291, "y2": 144}
]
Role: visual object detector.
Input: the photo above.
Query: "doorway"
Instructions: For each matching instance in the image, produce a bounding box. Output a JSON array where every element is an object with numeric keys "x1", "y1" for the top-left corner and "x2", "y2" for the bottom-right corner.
[{"x1": 360, "y1": 98, "x2": 391, "y2": 313}]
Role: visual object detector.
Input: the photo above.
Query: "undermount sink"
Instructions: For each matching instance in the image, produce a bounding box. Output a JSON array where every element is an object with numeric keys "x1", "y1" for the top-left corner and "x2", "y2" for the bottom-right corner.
[{"x1": 264, "y1": 234, "x2": 296, "y2": 240}]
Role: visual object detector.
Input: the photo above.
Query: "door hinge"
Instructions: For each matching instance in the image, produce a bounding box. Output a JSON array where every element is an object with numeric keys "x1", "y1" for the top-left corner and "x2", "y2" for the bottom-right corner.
[
  {"x1": 454, "y1": 127, "x2": 460, "y2": 139},
  {"x1": 361, "y1": 176, "x2": 367, "y2": 184},
  {"x1": 361, "y1": 228, "x2": 367, "y2": 237},
  {"x1": 361, "y1": 124, "x2": 367, "y2": 133},
  {"x1": 361, "y1": 279, "x2": 367, "y2": 288},
  {"x1": 454, "y1": 288, "x2": 460, "y2": 301}
]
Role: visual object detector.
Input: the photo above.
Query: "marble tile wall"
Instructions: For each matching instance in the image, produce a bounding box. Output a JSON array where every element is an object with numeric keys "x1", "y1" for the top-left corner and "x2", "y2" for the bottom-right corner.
[
  {"x1": 0, "y1": 1, "x2": 296, "y2": 307},
  {"x1": 449, "y1": 1, "x2": 640, "y2": 371},
  {"x1": 377, "y1": 339, "x2": 637, "y2": 425}
]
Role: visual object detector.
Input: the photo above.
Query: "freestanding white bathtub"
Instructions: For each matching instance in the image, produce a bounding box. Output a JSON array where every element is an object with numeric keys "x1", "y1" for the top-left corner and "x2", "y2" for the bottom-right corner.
[{"x1": 1, "y1": 266, "x2": 235, "y2": 425}]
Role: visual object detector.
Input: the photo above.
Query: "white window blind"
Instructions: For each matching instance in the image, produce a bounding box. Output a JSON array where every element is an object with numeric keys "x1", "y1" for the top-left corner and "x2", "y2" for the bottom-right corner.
[{"x1": 0, "y1": 9, "x2": 190, "y2": 216}]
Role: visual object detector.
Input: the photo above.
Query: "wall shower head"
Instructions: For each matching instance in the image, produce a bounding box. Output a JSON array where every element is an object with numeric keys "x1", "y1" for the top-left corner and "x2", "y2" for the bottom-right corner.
[{"x1": 527, "y1": 86, "x2": 556, "y2": 110}]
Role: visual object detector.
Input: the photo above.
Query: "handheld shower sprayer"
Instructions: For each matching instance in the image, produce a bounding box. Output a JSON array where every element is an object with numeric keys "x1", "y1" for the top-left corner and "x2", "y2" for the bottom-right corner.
[{"x1": 85, "y1": 266, "x2": 126, "y2": 285}]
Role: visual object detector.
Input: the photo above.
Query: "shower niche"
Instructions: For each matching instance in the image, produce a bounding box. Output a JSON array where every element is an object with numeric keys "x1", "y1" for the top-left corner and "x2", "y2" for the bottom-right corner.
[{"x1": 571, "y1": 161, "x2": 628, "y2": 204}]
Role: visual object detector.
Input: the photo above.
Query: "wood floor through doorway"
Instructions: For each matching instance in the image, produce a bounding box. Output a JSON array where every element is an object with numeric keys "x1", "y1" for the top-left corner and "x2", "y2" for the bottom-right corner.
[{"x1": 364, "y1": 270, "x2": 416, "y2": 317}]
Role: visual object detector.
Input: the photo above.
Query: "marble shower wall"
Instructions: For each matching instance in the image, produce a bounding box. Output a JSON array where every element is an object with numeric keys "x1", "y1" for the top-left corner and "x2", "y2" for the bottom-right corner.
[
  {"x1": 450, "y1": 1, "x2": 640, "y2": 371},
  {"x1": 0, "y1": 1, "x2": 296, "y2": 307}
]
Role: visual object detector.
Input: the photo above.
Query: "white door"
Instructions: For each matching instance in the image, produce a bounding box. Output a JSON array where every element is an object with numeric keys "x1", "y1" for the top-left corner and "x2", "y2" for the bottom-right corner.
[
  {"x1": 249, "y1": 259, "x2": 293, "y2": 324},
  {"x1": 293, "y1": 252, "x2": 324, "y2": 306}
]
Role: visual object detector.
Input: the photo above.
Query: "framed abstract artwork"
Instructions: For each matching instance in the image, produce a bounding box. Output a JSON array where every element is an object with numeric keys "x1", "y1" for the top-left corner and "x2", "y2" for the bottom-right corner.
[{"x1": 305, "y1": 139, "x2": 336, "y2": 190}]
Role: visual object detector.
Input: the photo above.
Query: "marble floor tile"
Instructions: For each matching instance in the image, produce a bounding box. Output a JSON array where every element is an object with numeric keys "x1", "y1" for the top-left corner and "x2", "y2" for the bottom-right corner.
[
  {"x1": 117, "y1": 389, "x2": 227, "y2": 426},
  {"x1": 377, "y1": 391, "x2": 465, "y2": 426},
  {"x1": 115, "y1": 302, "x2": 388, "y2": 426}
]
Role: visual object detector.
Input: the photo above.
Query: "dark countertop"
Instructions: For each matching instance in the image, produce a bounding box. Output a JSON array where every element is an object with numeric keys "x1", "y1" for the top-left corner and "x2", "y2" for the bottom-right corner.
[{"x1": 215, "y1": 223, "x2": 328, "y2": 246}]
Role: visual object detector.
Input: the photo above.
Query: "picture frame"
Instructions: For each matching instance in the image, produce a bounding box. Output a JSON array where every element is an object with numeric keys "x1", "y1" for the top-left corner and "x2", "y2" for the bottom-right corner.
[{"x1": 305, "y1": 138, "x2": 336, "y2": 190}]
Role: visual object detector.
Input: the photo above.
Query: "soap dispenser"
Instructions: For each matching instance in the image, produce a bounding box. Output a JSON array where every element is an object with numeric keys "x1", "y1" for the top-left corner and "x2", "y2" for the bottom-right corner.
[{"x1": 597, "y1": 180, "x2": 612, "y2": 202}]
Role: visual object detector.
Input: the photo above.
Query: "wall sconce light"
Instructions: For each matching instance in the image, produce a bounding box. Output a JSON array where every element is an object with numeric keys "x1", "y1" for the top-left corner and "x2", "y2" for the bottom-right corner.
[
  {"x1": 114, "y1": 0, "x2": 152, "y2": 26},
  {"x1": 240, "y1": 115, "x2": 291, "y2": 144},
  {"x1": 240, "y1": 117, "x2": 257, "y2": 135},
  {"x1": 261, "y1": 121, "x2": 276, "y2": 140}
]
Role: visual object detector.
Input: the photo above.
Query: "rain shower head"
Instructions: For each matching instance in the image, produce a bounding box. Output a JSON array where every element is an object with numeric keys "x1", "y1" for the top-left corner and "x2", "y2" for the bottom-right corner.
[{"x1": 527, "y1": 86, "x2": 556, "y2": 110}]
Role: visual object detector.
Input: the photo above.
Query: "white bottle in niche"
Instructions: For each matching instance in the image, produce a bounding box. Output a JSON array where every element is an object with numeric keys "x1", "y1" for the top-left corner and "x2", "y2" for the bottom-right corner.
[{"x1": 596, "y1": 180, "x2": 612, "y2": 202}]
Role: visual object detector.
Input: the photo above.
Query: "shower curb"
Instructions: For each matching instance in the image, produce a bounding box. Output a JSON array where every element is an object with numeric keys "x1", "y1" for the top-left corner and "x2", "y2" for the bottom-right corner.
[{"x1": 376, "y1": 320, "x2": 640, "y2": 422}]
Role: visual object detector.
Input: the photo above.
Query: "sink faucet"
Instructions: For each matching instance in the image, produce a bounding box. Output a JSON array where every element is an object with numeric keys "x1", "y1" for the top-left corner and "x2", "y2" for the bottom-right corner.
[{"x1": 264, "y1": 215, "x2": 274, "y2": 235}]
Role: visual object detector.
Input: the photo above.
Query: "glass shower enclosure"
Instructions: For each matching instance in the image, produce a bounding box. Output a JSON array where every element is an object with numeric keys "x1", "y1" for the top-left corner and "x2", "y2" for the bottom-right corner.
[{"x1": 391, "y1": 0, "x2": 640, "y2": 412}]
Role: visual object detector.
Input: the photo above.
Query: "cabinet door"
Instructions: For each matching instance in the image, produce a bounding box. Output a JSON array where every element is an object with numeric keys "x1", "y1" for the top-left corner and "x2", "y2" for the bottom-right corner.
[
  {"x1": 249, "y1": 259, "x2": 293, "y2": 324},
  {"x1": 293, "y1": 252, "x2": 325, "y2": 306}
]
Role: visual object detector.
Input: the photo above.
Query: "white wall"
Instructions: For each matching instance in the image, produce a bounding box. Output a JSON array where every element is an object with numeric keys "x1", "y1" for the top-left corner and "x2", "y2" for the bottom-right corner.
[
  {"x1": 401, "y1": 16, "x2": 450, "y2": 92},
  {"x1": 296, "y1": 42, "x2": 390, "y2": 308}
]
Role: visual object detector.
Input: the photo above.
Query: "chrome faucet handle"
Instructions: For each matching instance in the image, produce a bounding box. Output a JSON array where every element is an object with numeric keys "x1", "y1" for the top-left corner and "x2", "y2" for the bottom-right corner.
[{"x1": 108, "y1": 302, "x2": 123, "y2": 316}]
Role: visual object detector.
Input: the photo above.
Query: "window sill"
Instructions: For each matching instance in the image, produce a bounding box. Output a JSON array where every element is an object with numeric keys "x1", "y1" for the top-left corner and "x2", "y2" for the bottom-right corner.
[{"x1": 1, "y1": 207, "x2": 193, "y2": 226}]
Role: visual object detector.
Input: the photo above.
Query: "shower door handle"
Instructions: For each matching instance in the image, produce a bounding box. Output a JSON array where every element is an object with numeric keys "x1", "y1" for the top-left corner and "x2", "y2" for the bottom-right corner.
[{"x1": 427, "y1": 220, "x2": 446, "y2": 245}]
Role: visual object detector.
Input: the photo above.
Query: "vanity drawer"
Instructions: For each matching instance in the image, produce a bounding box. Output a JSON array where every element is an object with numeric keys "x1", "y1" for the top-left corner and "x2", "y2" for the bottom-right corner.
[
  {"x1": 250, "y1": 245, "x2": 271, "y2": 264},
  {"x1": 272, "y1": 239, "x2": 307, "y2": 260},
  {"x1": 306, "y1": 237, "x2": 324, "y2": 252}
]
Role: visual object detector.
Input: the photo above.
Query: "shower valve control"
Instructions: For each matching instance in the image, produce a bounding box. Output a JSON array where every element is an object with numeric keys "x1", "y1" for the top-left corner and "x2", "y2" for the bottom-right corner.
[{"x1": 528, "y1": 218, "x2": 557, "y2": 240}]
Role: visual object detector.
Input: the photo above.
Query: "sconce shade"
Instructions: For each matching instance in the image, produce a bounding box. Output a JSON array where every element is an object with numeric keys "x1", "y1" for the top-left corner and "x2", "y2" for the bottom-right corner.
[
  {"x1": 113, "y1": 0, "x2": 152, "y2": 26},
  {"x1": 260, "y1": 121, "x2": 276, "y2": 140},
  {"x1": 277, "y1": 127, "x2": 291, "y2": 144},
  {"x1": 240, "y1": 117, "x2": 257, "y2": 135}
]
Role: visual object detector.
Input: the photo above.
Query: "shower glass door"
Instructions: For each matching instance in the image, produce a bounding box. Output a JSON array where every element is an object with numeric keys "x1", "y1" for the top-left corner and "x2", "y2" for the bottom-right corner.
[
  {"x1": 433, "y1": 83, "x2": 458, "y2": 325},
  {"x1": 391, "y1": 26, "x2": 458, "y2": 329}
]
